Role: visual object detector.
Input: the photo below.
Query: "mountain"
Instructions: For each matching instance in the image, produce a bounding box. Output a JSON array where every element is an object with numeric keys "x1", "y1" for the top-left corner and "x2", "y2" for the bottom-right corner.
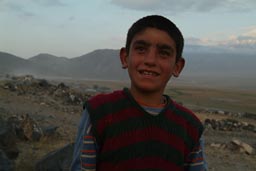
[
  {"x1": 68, "y1": 49, "x2": 127, "y2": 80},
  {"x1": 0, "y1": 48, "x2": 255, "y2": 88},
  {"x1": 28, "y1": 53, "x2": 71, "y2": 76},
  {"x1": 0, "y1": 52, "x2": 31, "y2": 73},
  {"x1": 0, "y1": 52, "x2": 66, "y2": 77}
]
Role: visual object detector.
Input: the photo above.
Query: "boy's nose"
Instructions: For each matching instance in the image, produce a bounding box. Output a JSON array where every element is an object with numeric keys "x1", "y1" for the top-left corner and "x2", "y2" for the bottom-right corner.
[{"x1": 144, "y1": 48, "x2": 157, "y2": 66}]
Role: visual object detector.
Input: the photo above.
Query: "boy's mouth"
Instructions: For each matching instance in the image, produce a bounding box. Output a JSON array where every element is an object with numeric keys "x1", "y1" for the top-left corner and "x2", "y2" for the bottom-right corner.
[{"x1": 139, "y1": 70, "x2": 159, "y2": 76}]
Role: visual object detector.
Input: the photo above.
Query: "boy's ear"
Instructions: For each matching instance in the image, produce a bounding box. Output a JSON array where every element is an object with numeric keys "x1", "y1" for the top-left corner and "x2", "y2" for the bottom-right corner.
[
  {"x1": 120, "y1": 47, "x2": 128, "y2": 69},
  {"x1": 173, "y1": 57, "x2": 185, "y2": 77}
]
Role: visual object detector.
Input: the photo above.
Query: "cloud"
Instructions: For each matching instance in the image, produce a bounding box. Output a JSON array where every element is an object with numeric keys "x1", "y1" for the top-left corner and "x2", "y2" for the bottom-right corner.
[
  {"x1": 111, "y1": 0, "x2": 256, "y2": 13},
  {"x1": 0, "y1": 0, "x2": 66, "y2": 18},
  {"x1": 0, "y1": 1, "x2": 35, "y2": 17},
  {"x1": 186, "y1": 27, "x2": 256, "y2": 53},
  {"x1": 32, "y1": 0, "x2": 66, "y2": 7},
  {"x1": 220, "y1": 27, "x2": 256, "y2": 48},
  {"x1": 243, "y1": 27, "x2": 256, "y2": 37},
  {"x1": 0, "y1": 0, "x2": 66, "y2": 10}
]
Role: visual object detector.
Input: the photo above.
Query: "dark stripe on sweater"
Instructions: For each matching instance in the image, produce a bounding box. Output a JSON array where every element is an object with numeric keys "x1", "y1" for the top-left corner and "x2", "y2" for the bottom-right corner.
[
  {"x1": 172, "y1": 103, "x2": 203, "y2": 131},
  {"x1": 98, "y1": 156, "x2": 182, "y2": 171},
  {"x1": 165, "y1": 110, "x2": 200, "y2": 144},
  {"x1": 86, "y1": 94, "x2": 131, "y2": 121},
  {"x1": 99, "y1": 140, "x2": 184, "y2": 167}
]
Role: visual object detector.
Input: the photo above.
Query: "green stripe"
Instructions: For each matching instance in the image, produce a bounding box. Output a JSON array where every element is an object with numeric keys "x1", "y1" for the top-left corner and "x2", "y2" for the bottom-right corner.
[
  {"x1": 100, "y1": 140, "x2": 184, "y2": 166},
  {"x1": 86, "y1": 96, "x2": 132, "y2": 121},
  {"x1": 170, "y1": 105, "x2": 204, "y2": 135}
]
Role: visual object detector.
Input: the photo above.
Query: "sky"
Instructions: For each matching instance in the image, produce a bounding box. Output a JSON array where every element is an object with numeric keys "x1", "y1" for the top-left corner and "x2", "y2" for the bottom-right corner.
[{"x1": 0, "y1": 0, "x2": 256, "y2": 59}]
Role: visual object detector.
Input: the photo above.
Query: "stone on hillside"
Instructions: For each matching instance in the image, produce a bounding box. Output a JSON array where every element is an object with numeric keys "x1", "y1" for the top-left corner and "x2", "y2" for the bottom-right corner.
[
  {"x1": 38, "y1": 79, "x2": 50, "y2": 88},
  {"x1": 42, "y1": 126, "x2": 59, "y2": 137},
  {"x1": 35, "y1": 143, "x2": 74, "y2": 171},
  {"x1": 231, "y1": 139, "x2": 254, "y2": 155},
  {"x1": 7, "y1": 114, "x2": 43, "y2": 141},
  {"x1": 204, "y1": 118, "x2": 255, "y2": 133},
  {"x1": 20, "y1": 114, "x2": 43, "y2": 141},
  {"x1": 0, "y1": 119, "x2": 19, "y2": 160},
  {"x1": 0, "y1": 149, "x2": 15, "y2": 171}
]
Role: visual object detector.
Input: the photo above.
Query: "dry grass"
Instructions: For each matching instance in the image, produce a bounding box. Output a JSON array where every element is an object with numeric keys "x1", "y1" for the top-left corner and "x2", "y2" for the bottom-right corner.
[{"x1": 165, "y1": 85, "x2": 256, "y2": 114}]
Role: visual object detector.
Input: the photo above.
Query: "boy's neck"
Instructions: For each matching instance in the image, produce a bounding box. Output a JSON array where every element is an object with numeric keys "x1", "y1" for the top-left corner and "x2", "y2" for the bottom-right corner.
[{"x1": 129, "y1": 87, "x2": 165, "y2": 107}]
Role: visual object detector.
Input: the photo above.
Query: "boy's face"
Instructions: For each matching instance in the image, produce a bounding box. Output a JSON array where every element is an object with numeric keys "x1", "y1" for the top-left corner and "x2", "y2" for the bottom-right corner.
[{"x1": 120, "y1": 28, "x2": 184, "y2": 95}]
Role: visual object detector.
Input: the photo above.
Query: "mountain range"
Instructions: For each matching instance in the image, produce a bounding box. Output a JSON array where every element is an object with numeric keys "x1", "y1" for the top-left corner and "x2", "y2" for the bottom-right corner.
[{"x1": 0, "y1": 47, "x2": 255, "y2": 89}]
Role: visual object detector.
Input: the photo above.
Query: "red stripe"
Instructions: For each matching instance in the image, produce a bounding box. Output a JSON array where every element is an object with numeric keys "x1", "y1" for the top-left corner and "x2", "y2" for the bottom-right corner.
[
  {"x1": 81, "y1": 149, "x2": 96, "y2": 153},
  {"x1": 82, "y1": 163, "x2": 96, "y2": 167},
  {"x1": 102, "y1": 126, "x2": 189, "y2": 155},
  {"x1": 97, "y1": 107, "x2": 143, "y2": 136},
  {"x1": 84, "y1": 135, "x2": 93, "y2": 139},
  {"x1": 186, "y1": 157, "x2": 204, "y2": 163},
  {"x1": 98, "y1": 157, "x2": 182, "y2": 171}
]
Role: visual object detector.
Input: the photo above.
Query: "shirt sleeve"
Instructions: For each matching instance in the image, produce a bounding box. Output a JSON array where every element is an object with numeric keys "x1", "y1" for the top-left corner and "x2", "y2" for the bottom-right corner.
[
  {"x1": 184, "y1": 136, "x2": 208, "y2": 171},
  {"x1": 70, "y1": 109, "x2": 97, "y2": 171}
]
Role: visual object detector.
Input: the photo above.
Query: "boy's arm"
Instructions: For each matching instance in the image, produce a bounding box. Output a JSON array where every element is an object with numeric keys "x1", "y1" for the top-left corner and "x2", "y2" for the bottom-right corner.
[
  {"x1": 184, "y1": 136, "x2": 208, "y2": 171},
  {"x1": 70, "y1": 109, "x2": 97, "y2": 171}
]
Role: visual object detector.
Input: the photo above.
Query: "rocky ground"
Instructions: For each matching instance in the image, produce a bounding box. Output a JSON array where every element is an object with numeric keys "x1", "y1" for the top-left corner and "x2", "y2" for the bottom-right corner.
[{"x1": 0, "y1": 75, "x2": 255, "y2": 171}]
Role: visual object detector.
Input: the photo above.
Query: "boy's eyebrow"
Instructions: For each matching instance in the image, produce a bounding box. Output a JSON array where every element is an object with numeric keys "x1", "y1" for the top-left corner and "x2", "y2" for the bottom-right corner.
[
  {"x1": 133, "y1": 40, "x2": 174, "y2": 51},
  {"x1": 133, "y1": 40, "x2": 151, "y2": 47},
  {"x1": 157, "y1": 44, "x2": 173, "y2": 51}
]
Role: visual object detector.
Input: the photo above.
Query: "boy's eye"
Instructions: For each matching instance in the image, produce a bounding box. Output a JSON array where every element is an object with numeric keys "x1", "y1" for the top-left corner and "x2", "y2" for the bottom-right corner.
[
  {"x1": 159, "y1": 50, "x2": 171, "y2": 58},
  {"x1": 135, "y1": 46, "x2": 146, "y2": 53}
]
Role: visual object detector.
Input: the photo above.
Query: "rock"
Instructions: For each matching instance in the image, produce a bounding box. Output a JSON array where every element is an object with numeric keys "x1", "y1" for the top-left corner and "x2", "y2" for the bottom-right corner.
[
  {"x1": 7, "y1": 115, "x2": 26, "y2": 140},
  {"x1": 210, "y1": 143, "x2": 226, "y2": 149},
  {"x1": 42, "y1": 126, "x2": 59, "y2": 137},
  {"x1": 38, "y1": 79, "x2": 50, "y2": 88},
  {"x1": 3, "y1": 82, "x2": 17, "y2": 91},
  {"x1": 0, "y1": 119, "x2": 19, "y2": 160},
  {"x1": 20, "y1": 114, "x2": 43, "y2": 141},
  {"x1": 203, "y1": 118, "x2": 255, "y2": 133},
  {"x1": 7, "y1": 114, "x2": 43, "y2": 141},
  {"x1": 230, "y1": 139, "x2": 254, "y2": 155},
  {"x1": 210, "y1": 143, "x2": 222, "y2": 148},
  {"x1": 243, "y1": 112, "x2": 256, "y2": 120},
  {"x1": 240, "y1": 142, "x2": 254, "y2": 155},
  {"x1": 0, "y1": 149, "x2": 15, "y2": 171},
  {"x1": 35, "y1": 143, "x2": 74, "y2": 171}
]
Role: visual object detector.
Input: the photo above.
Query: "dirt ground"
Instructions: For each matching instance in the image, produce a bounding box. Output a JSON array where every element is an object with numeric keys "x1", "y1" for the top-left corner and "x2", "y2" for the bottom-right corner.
[{"x1": 0, "y1": 78, "x2": 255, "y2": 171}]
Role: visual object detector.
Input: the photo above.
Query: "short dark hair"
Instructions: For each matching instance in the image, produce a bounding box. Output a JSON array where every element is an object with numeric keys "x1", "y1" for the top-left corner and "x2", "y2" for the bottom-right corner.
[{"x1": 125, "y1": 15, "x2": 184, "y2": 61}]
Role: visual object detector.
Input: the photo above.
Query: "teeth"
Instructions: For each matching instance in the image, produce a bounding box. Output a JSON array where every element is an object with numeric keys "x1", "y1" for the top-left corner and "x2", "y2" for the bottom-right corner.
[{"x1": 141, "y1": 71, "x2": 157, "y2": 76}]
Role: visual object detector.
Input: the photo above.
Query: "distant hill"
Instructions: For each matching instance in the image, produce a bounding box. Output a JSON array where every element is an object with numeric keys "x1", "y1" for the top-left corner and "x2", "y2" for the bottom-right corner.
[{"x1": 0, "y1": 48, "x2": 255, "y2": 89}]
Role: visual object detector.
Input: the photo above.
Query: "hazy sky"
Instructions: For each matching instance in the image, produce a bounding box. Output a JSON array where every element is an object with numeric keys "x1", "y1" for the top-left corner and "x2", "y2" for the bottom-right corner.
[{"x1": 0, "y1": 0, "x2": 256, "y2": 58}]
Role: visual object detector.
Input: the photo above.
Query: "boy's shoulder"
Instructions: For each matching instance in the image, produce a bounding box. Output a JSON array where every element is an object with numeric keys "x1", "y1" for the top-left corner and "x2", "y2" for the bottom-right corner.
[
  {"x1": 86, "y1": 89, "x2": 126, "y2": 108},
  {"x1": 170, "y1": 99, "x2": 202, "y2": 124}
]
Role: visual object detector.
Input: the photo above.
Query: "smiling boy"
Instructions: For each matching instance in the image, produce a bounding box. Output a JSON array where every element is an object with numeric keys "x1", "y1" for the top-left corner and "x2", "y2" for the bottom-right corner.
[{"x1": 71, "y1": 15, "x2": 207, "y2": 171}]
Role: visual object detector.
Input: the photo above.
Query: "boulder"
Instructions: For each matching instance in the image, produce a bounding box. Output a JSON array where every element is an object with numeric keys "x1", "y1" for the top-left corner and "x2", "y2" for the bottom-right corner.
[
  {"x1": 7, "y1": 114, "x2": 43, "y2": 141},
  {"x1": 20, "y1": 114, "x2": 43, "y2": 141},
  {"x1": 0, "y1": 149, "x2": 15, "y2": 171},
  {"x1": 0, "y1": 119, "x2": 19, "y2": 159},
  {"x1": 35, "y1": 143, "x2": 74, "y2": 171},
  {"x1": 230, "y1": 139, "x2": 254, "y2": 155}
]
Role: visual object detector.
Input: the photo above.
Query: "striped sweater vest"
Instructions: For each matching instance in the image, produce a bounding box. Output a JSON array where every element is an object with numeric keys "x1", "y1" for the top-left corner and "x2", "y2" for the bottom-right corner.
[{"x1": 85, "y1": 88, "x2": 204, "y2": 171}]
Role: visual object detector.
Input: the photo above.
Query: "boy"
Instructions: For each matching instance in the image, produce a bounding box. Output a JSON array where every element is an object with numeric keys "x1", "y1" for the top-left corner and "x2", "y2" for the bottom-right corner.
[{"x1": 71, "y1": 15, "x2": 207, "y2": 171}]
